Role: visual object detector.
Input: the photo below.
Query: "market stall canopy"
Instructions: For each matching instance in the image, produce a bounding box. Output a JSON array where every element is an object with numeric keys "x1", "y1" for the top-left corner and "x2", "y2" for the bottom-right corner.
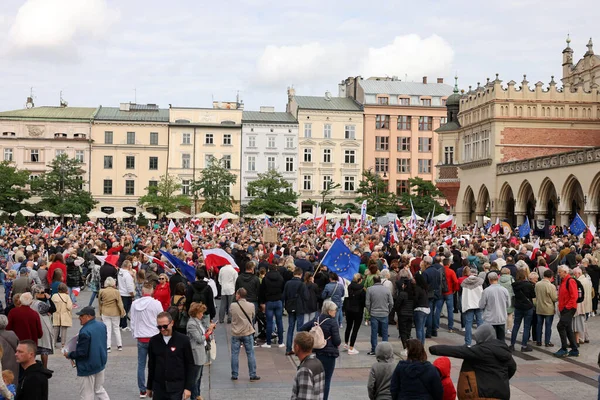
[
  {"x1": 433, "y1": 213, "x2": 449, "y2": 222},
  {"x1": 166, "y1": 210, "x2": 191, "y2": 219},
  {"x1": 11, "y1": 209, "x2": 35, "y2": 217},
  {"x1": 275, "y1": 213, "x2": 293, "y2": 219},
  {"x1": 141, "y1": 211, "x2": 157, "y2": 220},
  {"x1": 87, "y1": 210, "x2": 108, "y2": 219},
  {"x1": 194, "y1": 211, "x2": 216, "y2": 219},
  {"x1": 37, "y1": 211, "x2": 59, "y2": 218},
  {"x1": 297, "y1": 212, "x2": 314, "y2": 219},
  {"x1": 108, "y1": 211, "x2": 134, "y2": 219},
  {"x1": 217, "y1": 212, "x2": 239, "y2": 220}
]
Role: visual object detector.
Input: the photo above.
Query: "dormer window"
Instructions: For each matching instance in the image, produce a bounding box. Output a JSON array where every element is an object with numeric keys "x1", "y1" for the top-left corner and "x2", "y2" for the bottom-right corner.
[
  {"x1": 421, "y1": 98, "x2": 432, "y2": 106},
  {"x1": 377, "y1": 97, "x2": 389, "y2": 105},
  {"x1": 74, "y1": 133, "x2": 86, "y2": 139},
  {"x1": 54, "y1": 133, "x2": 67, "y2": 138},
  {"x1": 398, "y1": 97, "x2": 410, "y2": 106}
]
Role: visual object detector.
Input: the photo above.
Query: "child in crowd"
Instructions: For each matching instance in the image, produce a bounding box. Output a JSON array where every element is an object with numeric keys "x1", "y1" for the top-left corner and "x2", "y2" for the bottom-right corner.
[
  {"x1": 433, "y1": 356, "x2": 456, "y2": 400},
  {"x1": 0, "y1": 369, "x2": 15, "y2": 400},
  {"x1": 3, "y1": 271, "x2": 16, "y2": 308}
]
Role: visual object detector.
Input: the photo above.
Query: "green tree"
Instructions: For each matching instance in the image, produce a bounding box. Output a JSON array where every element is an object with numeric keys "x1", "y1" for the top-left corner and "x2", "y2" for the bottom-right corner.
[
  {"x1": 136, "y1": 212, "x2": 149, "y2": 227},
  {"x1": 354, "y1": 169, "x2": 395, "y2": 216},
  {"x1": 31, "y1": 154, "x2": 96, "y2": 216},
  {"x1": 0, "y1": 161, "x2": 31, "y2": 213},
  {"x1": 14, "y1": 212, "x2": 27, "y2": 226},
  {"x1": 192, "y1": 156, "x2": 237, "y2": 214},
  {"x1": 319, "y1": 181, "x2": 342, "y2": 213},
  {"x1": 138, "y1": 174, "x2": 191, "y2": 216},
  {"x1": 245, "y1": 170, "x2": 298, "y2": 216},
  {"x1": 399, "y1": 177, "x2": 445, "y2": 217}
]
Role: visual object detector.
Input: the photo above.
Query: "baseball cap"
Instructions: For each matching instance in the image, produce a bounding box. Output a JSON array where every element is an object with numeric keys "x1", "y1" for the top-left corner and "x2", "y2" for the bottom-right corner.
[{"x1": 76, "y1": 306, "x2": 96, "y2": 317}]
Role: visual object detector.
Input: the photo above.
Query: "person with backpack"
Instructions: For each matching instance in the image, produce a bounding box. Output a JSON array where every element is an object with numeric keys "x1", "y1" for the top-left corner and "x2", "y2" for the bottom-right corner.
[
  {"x1": 554, "y1": 265, "x2": 579, "y2": 357},
  {"x1": 299, "y1": 300, "x2": 341, "y2": 400},
  {"x1": 185, "y1": 269, "x2": 216, "y2": 324},
  {"x1": 282, "y1": 268, "x2": 308, "y2": 355}
]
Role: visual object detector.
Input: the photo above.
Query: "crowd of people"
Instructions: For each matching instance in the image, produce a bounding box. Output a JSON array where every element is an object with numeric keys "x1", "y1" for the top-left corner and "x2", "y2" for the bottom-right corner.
[{"x1": 0, "y1": 216, "x2": 599, "y2": 399}]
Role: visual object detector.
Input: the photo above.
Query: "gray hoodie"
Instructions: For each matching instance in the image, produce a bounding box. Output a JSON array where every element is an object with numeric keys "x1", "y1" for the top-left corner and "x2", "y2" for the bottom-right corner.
[
  {"x1": 366, "y1": 283, "x2": 394, "y2": 318},
  {"x1": 473, "y1": 323, "x2": 496, "y2": 344},
  {"x1": 367, "y1": 342, "x2": 395, "y2": 400}
]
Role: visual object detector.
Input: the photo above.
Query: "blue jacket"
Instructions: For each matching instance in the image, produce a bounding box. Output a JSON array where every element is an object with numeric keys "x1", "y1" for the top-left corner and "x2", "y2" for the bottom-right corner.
[
  {"x1": 68, "y1": 318, "x2": 108, "y2": 377},
  {"x1": 423, "y1": 264, "x2": 443, "y2": 299},
  {"x1": 299, "y1": 313, "x2": 341, "y2": 357},
  {"x1": 321, "y1": 281, "x2": 344, "y2": 307},
  {"x1": 390, "y1": 360, "x2": 443, "y2": 400}
]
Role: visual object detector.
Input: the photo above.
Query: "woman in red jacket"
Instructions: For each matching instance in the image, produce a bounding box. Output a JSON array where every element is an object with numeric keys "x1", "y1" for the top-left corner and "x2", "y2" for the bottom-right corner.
[
  {"x1": 153, "y1": 274, "x2": 171, "y2": 311},
  {"x1": 433, "y1": 356, "x2": 456, "y2": 400},
  {"x1": 47, "y1": 253, "x2": 67, "y2": 285}
]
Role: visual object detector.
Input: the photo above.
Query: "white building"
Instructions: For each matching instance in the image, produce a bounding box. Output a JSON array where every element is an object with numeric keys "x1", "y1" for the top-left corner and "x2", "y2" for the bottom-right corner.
[{"x1": 241, "y1": 107, "x2": 298, "y2": 206}]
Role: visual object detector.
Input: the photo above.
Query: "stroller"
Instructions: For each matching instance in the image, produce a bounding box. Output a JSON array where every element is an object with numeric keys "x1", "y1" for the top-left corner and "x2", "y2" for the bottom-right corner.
[{"x1": 255, "y1": 308, "x2": 279, "y2": 342}]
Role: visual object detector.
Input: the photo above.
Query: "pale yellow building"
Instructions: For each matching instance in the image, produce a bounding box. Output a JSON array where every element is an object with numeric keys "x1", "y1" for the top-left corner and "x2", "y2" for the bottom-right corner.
[
  {"x1": 287, "y1": 89, "x2": 364, "y2": 213},
  {"x1": 91, "y1": 103, "x2": 169, "y2": 215},
  {"x1": 168, "y1": 102, "x2": 243, "y2": 212},
  {"x1": 0, "y1": 104, "x2": 95, "y2": 200}
]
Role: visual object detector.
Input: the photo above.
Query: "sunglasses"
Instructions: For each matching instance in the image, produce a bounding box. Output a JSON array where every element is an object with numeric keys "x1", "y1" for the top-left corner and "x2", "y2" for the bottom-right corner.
[
  {"x1": 159, "y1": 278, "x2": 165, "y2": 281},
  {"x1": 157, "y1": 324, "x2": 170, "y2": 330}
]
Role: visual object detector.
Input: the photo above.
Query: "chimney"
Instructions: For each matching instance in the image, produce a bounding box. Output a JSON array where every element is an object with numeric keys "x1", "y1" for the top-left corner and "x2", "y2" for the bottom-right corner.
[
  {"x1": 260, "y1": 106, "x2": 275, "y2": 113},
  {"x1": 423, "y1": 76, "x2": 428, "y2": 84},
  {"x1": 437, "y1": 78, "x2": 444, "y2": 84}
]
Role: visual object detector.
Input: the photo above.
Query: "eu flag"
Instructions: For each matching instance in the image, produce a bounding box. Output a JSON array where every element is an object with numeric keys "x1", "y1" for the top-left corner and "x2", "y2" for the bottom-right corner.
[
  {"x1": 518, "y1": 216, "x2": 531, "y2": 238},
  {"x1": 160, "y1": 250, "x2": 196, "y2": 283},
  {"x1": 569, "y1": 213, "x2": 587, "y2": 236},
  {"x1": 321, "y1": 239, "x2": 360, "y2": 281}
]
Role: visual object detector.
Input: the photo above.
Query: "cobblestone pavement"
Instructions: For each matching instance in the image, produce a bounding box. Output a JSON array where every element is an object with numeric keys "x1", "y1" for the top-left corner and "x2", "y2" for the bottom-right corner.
[{"x1": 46, "y1": 291, "x2": 600, "y2": 399}]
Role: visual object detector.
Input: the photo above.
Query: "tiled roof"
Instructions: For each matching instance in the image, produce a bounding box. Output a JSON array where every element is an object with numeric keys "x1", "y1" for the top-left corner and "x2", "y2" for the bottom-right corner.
[
  {"x1": 0, "y1": 106, "x2": 97, "y2": 121},
  {"x1": 242, "y1": 111, "x2": 297, "y2": 123},
  {"x1": 360, "y1": 80, "x2": 454, "y2": 97},
  {"x1": 294, "y1": 96, "x2": 362, "y2": 111},
  {"x1": 95, "y1": 106, "x2": 169, "y2": 122}
]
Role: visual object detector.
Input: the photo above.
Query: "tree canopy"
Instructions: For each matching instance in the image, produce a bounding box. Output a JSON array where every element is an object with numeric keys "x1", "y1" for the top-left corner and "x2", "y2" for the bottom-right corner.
[
  {"x1": 0, "y1": 161, "x2": 31, "y2": 213},
  {"x1": 245, "y1": 170, "x2": 298, "y2": 216},
  {"x1": 31, "y1": 154, "x2": 96, "y2": 216},
  {"x1": 399, "y1": 177, "x2": 445, "y2": 217},
  {"x1": 354, "y1": 169, "x2": 396, "y2": 216},
  {"x1": 192, "y1": 156, "x2": 237, "y2": 214},
  {"x1": 137, "y1": 174, "x2": 191, "y2": 216}
]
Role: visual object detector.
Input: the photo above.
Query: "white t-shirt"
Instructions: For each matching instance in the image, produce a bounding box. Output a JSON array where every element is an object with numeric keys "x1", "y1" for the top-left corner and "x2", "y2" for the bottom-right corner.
[{"x1": 162, "y1": 335, "x2": 171, "y2": 345}]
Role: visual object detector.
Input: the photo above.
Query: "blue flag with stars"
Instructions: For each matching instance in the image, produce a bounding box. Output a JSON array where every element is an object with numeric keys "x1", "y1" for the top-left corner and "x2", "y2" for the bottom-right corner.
[
  {"x1": 518, "y1": 216, "x2": 531, "y2": 238},
  {"x1": 569, "y1": 213, "x2": 587, "y2": 236},
  {"x1": 321, "y1": 239, "x2": 360, "y2": 281}
]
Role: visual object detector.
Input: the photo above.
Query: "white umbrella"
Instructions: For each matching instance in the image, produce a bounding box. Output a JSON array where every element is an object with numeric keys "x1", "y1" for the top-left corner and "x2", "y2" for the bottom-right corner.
[
  {"x1": 108, "y1": 210, "x2": 134, "y2": 219},
  {"x1": 275, "y1": 213, "x2": 293, "y2": 219},
  {"x1": 141, "y1": 211, "x2": 157, "y2": 220},
  {"x1": 63, "y1": 214, "x2": 80, "y2": 218},
  {"x1": 434, "y1": 213, "x2": 449, "y2": 222},
  {"x1": 194, "y1": 211, "x2": 216, "y2": 219},
  {"x1": 298, "y1": 212, "x2": 314, "y2": 219},
  {"x1": 218, "y1": 212, "x2": 239, "y2": 220},
  {"x1": 166, "y1": 210, "x2": 191, "y2": 219},
  {"x1": 349, "y1": 213, "x2": 361, "y2": 220},
  {"x1": 12, "y1": 209, "x2": 35, "y2": 217},
  {"x1": 0, "y1": 210, "x2": 5, "y2": 215},
  {"x1": 327, "y1": 213, "x2": 342, "y2": 220},
  {"x1": 248, "y1": 213, "x2": 270, "y2": 220},
  {"x1": 37, "y1": 211, "x2": 59, "y2": 218},
  {"x1": 87, "y1": 210, "x2": 108, "y2": 219}
]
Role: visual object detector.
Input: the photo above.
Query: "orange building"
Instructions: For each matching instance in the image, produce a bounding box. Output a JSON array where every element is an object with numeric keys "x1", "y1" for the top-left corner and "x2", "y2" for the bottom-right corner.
[{"x1": 340, "y1": 76, "x2": 452, "y2": 196}]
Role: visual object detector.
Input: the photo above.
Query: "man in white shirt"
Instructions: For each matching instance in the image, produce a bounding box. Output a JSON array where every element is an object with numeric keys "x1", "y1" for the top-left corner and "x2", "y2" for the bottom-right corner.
[
  {"x1": 117, "y1": 260, "x2": 135, "y2": 331},
  {"x1": 218, "y1": 264, "x2": 238, "y2": 323}
]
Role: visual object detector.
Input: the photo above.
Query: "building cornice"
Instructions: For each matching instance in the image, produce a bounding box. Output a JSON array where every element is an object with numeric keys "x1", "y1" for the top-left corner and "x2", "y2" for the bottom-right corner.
[
  {"x1": 458, "y1": 158, "x2": 493, "y2": 170},
  {"x1": 496, "y1": 146, "x2": 600, "y2": 175}
]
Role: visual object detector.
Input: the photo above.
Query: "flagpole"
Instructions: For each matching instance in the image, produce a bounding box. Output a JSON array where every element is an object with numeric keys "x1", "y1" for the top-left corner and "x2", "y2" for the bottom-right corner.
[{"x1": 312, "y1": 238, "x2": 338, "y2": 279}]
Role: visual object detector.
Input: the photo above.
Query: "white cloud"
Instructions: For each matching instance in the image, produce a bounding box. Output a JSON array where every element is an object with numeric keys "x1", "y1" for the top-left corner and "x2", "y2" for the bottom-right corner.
[
  {"x1": 8, "y1": 0, "x2": 118, "y2": 57},
  {"x1": 362, "y1": 34, "x2": 454, "y2": 80},
  {"x1": 254, "y1": 34, "x2": 454, "y2": 88}
]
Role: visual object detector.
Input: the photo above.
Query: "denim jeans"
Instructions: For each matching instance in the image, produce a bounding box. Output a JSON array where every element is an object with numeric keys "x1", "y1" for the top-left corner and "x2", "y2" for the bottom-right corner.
[
  {"x1": 265, "y1": 300, "x2": 284, "y2": 345},
  {"x1": 335, "y1": 307, "x2": 343, "y2": 327},
  {"x1": 88, "y1": 291, "x2": 98, "y2": 306},
  {"x1": 511, "y1": 308, "x2": 533, "y2": 347},
  {"x1": 68, "y1": 286, "x2": 78, "y2": 304},
  {"x1": 413, "y1": 310, "x2": 428, "y2": 345},
  {"x1": 120, "y1": 296, "x2": 132, "y2": 329},
  {"x1": 370, "y1": 315, "x2": 388, "y2": 352},
  {"x1": 191, "y1": 364, "x2": 204, "y2": 399},
  {"x1": 316, "y1": 354, "x2": 336, "y2": 400},
  {"x1": 442, "y1": 294, "x2": 455, "y2": 330},
  {"x1": 219, "y1": 294, "x2": 234, "y2": 323},
  {"x1": 231, "y1": 335, "x2": 257, "y2": 379},
  {"x1": 536, "y1": 314, "x2": 554, "y2": 345},
  {"x1": 286, "y1": 312, "x2": 304, "y2": 352},
  {"x1": 463, "y1": 308, "x2": 483, "y2": 346},
  {"x1": 136, "y1": 341, "x2": 149, "y2": 392},
  {"x1": 426, "y1": 297, "x2": 444, "y2": 335}
]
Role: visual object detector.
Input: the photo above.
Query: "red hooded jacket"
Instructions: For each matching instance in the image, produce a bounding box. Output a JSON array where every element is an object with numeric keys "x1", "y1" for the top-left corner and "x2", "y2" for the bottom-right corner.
[
  {"x1": 558, "y1": 275, "x2": 577, "y2": 311},
  {"x1": 433, "y1": 356, "x2": 456, "y2": 400}
]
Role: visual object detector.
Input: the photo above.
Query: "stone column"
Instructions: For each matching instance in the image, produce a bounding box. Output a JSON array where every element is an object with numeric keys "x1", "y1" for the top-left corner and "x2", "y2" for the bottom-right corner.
[
  {"x1": 558, "y1": 211, "x2": 570, "y2": 227},
  {"x1": 456, "y1": 212, "x2": 470, "y2": 227},
  {"x1": 476, "y1": 215, "x2": 484, "y2": 227},
  {"x1": 585, "y1": 211, "x2": 598, "y2": 226},
  {"x1": 515, "y1": 213, "x2": 525, "y2": 226}
]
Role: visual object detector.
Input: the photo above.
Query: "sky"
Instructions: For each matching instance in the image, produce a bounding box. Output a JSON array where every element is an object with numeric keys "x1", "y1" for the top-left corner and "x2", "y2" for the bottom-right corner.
[{"x1": 0, "y1": 0, "x2": 598, "y2": 112}]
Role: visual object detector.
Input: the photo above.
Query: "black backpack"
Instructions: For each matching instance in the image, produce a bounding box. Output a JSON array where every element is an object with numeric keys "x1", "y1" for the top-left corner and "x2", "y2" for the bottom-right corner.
[
  {"x1": 567, "y1": 277, "x2": 585, "y2": 303},
  {"x1": 439, "y1": 267, "x2": 448, "y2": 293}
]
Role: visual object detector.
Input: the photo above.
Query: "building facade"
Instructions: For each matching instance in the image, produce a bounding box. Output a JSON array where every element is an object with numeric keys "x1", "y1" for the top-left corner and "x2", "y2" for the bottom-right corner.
[
  {"x1": 167, "y1": 102, "x2": 243, "y2": 213},
  {"x1": 91, "y1": 103, "x2": 169, "y2": 215},
  {"x1": 438, "y1": 37, "x2": 600, "y2": 228},
  {"x1": 0, "y1": 105, "x2": 95, "y2": 198},
  {"x1": 341, "y1": 76, "x2": 452, "y2": 196},
  {"x1": 241, "y1": 107, "x2": 298, "y2": 206},
  {"x1": 287, "y1": 89, "x2": 364, "y2": 213}
]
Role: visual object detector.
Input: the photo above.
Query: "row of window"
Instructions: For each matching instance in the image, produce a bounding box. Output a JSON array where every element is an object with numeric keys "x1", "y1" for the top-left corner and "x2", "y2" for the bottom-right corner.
[
  {"x1": 302, "y1": 149, "x2": 357, "y2": 164},
  {"x1": 302, "y1": 175, "x2": 355, "y2": 192},
  {"x1": 4, "y1": 148, "x2": 85, "y2": 163},
  {"x1": 303, "y1": 124, "x2": 356, "y2": 139},
  {"x1": 374, "y1": 158, "x2": 433, "y2": 174},
  {"x1": 104, "y1": 131, "x2": 159, "y2": 145},
  {"x1": 375, "y1": 136, "x2": 432, "y2": 152},
  {"x1": 247, "y1": 136, "x2": 295, "y2": 149},
  {"x1": 463, "y1": 131, "x2": 490, "y2": 163},
  {"x1": 376, "y1": 97, "x2": 445, "y2": 107},
  {"x1": 103, "y1": 155, "x2": 159, "y2": 170},
  {"x1": 247, "y1": 156, "x2": 295, "y2": 172},
  {"x1": 376, "y1": 115, "x2": 436, "y2": 130}
]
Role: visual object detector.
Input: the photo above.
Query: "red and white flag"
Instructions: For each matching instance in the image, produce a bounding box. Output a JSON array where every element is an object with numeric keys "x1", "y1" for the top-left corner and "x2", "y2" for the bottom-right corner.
[
  {"x1": 316, "y1": 212, "x2": 327, "y2": 233},
  {"x1": 52, "y1": 223, "x2": 61, "y2": 237},
  {"x1": 531, "y1": 237, "x2": 541, "y2": 260},
  {"x1": 183, "y1": 230, "x2": 194, "y2": 252},
  {"x1": 334, "y1": 221, "x2": 343, "y2": 239},
  {"x1": 167, "y1": 220, "x2": 177, "y2": 235},
  {"x1": 212, "y1": 217, "x2": 228, "y2": 233},
  {"x1": 269, "y1": 245, "x2": 277, "y2": 263},
  {"x1": 585, "y1": 222, "x2": 596, "y2": 245},
  {"x1": 344, "y1": 213, "x2": 351, "y2": 232},
  {"x1": 353, "y1": 219, "x2": 362, "y2": 234},
  {"x1": 490, "y1": 218, "x2": 501, "y2": 235},
  {"x1": 140, "y1": 251, "x2": 165, "y2": 268},
  {"x1": 202, "y1": 248, "x2": 239, "y2": 273},
  {"x1": 438, "y1": 215, "x2": 454, "y2": 230}
]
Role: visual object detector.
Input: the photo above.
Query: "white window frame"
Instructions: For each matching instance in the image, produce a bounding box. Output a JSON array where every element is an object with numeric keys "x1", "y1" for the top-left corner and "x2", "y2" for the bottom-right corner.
[
  {"x1": 223, "y1": 134, "x2": 232, "y2": 145},
  {"x1": 182, "y1": 132, "x2": 191, "y2": 144},
  {"x1": 267, "y1": 156, "x2": 276, "y2": 170},
  {"x1": 344, "y1": 124, "x2": 355, "y2": 139},
  {"x1": 285, "y1": 137, "x2": 294, "y2": 149},
  {"x1": 75, "y1": 150, "x2": 84, "y2": 163},
  {"x1": 303, "y1": 148, "x2": 312, "y2": 162},
  {"x1": 3, "y1": 148, "x2": 13, "y2": 161},
  {"x1": 182, "y1": 153, "x2": 191, "y2": 169},
  {"x1": 323, "y1": 149, "x2": 331, "y2": 163},
  {"x1": 344, "y1": 176, "x2": 355, "y2": 191},
  {"x1": 267, "y1": 136, "x2": 276, "y2": 148},
  {"x1": 248, "y1": 136, "x2": 256, "y2": 147},
  {"x1": 344, "y1": 150, "x2": 355, "y2": 164},
  {"x1": 304, "y1": 123, "x2": 312, "y2": 138},
  {"x1": 247, "y1": 156, "x2": 256, "y2": 171},
  {"x1": 285, "y1": 157, "x2": 294, "y2": 172},
  {"x1": 303, "y1": 175, "x2": 312, "y2": 190},
  {"x1": 323, "y1": 124, "x2": 331, "y2": 139}
]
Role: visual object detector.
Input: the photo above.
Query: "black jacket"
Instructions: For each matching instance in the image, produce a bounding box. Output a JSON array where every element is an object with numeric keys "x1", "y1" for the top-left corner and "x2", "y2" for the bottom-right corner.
[
  {"x1": 147, "y1": 331, "x2": 194, "y2": 393},
  {"x1": 413, "y1": 285, "x2": 429, "y2": 309},
  {"x1": 395, "y1": 280, "x2": 415, "y2": 317},
  {"x1": 345, "y1": 281, "x2": 366, "y2": 313},
  {"x1": 16, "y1": 361, "x2": 52, "y2": 400},
  {"x1": 299, "y1": 313, "x2": 341, "y2": 357},
  {"x1": 282, "y1": 277, "x2": 308, "y2": 314},
  {"x1": 169, "y1": 273, "x2": 186, "y2": 295},
  {"x1": 185, "y1": 280, "x2": 215, "y2": 319},
  {"x1": 390, "y1": 360, "x2": 443, "y2": 400},
  {"x1": 66, "y1": 259, "x2": 83, "y2": 288},
  {"x1": 304, "y1": 282, "x2": 320, "y2": 313},
  {"x1": 259, "y1": 270, "x2": 284, "y2": 303},
  {"x1": 512, "y1": 280, "x2": 536, "y2": 310},
  {"x1": 235, "y1": 272, "x2": 260, "y2": 303},
  {"x1": 99, "y1": 264, "x2": 118, "y2": 289}
]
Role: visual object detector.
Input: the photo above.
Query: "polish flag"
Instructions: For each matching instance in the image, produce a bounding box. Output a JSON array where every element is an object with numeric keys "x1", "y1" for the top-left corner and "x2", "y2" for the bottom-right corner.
[
  {"x1": 212, "y1": 217, "x2": 228, "y2": 233},
  {"x1": 438, "y1": 215, "x2": 454, "y2": 230},
  {"x1": 452, "y1": 224, "x2": 457, "y2": 233},
  {"x1": 344, "y1": 213, "x2": 351, "y2": 232},
  {"x1": 302, "y1": 216, "x2": 314, "y2": 226},
  {"x1": 183, "y1": 230, "x2": 194, "y2": 252},
  {"x1": 394, "y1": 216, "x2": 402, "y2": 231},
  {"x1": 167, "y1": 220, "x2": 178, "y2": 235},
  {"x1": 334, "y1": 221, "x2": 343, "y2": 239},
  {"x1": 585, "y1": 222, "x2": 596, "y2": 245},
  {"x1": 490, "y1": 218, "x2": 501, "y2": 235},
  {"x1": 391, "y1": 224, "x2": 399, "y2": 244},
  {"x1": 353, "y1": 219, "x2": 362, "y2": 234},
  {"x1": 190, "y1": 218, "x2": 201, "y2": 225},
  {"x1": 316, "y1": 212, "x2": 327, "y2": 233},
  {"x1": 140, "y1": 251, "x2": 165, "y2": 268},
  {"x1": 444, "y1": 235, "x2": 453, "y2": 245},
  {"x1": 202, "y1": 248, "x2": 239, "y2": 273},
  {"x1": 268, "y1": 245, "x2": 277, "y2": 263},
  {"x1": 52, "y1": 223, "x2": 61, "y2": 237}
]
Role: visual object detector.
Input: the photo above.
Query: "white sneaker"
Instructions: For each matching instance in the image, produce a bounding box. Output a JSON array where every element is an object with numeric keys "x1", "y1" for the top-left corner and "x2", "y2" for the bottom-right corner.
[
  {"x1": 343, "y1": 344, "x2": 349, "y2": 350},
  {"x1": 506, "y1": 329, "x2": 512, "y2": 335},
  {"x1": 107, "y1": 347, "x2": 111, "y2": 353},
  {"x1": 461, "y1": 328, "x2": 465, "y2": 332},
  {"x1": 260, "y1": 344, "x2": 271, "y2": 348},
  {"x1": 278, "y1": 343, "x2": 285, "y2": 348},
  {"x1": 348, "y1": 348, "x2": 359, "y2": 355}
]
